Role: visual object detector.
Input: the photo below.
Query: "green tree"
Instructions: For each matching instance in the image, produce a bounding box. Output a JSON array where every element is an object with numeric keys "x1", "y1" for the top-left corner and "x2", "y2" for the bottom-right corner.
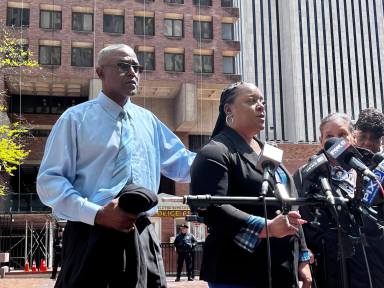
[{"x1": 0, "y1": 27, "x2": 39, "y2": 196}]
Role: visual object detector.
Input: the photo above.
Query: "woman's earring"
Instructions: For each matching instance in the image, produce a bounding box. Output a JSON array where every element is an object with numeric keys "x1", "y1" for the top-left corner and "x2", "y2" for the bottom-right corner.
[{"x1": 226, "y1": 113, "x2": 234, "y2": 127}]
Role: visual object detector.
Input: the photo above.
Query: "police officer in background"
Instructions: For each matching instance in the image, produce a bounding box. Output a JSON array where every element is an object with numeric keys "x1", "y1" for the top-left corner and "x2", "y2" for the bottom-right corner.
[
  {"x1": 174, "y1": 224, "x2": 197, "y2": 282},
  {"x1": 51, "y1": 227, "x2": 64, "y2": 280}
]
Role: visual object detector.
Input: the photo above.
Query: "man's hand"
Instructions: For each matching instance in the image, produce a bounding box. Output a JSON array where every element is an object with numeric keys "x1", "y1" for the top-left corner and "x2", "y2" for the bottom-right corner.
[
  {"x1": 298, "y1": 261, "x2": 312, "y2": 288},
  {"x1": 95, "y1": 198, "x2": 137, "y2": 233}
]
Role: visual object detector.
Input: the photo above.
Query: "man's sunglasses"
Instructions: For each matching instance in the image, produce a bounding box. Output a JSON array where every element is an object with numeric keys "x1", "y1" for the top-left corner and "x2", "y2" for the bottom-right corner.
[{"x1": 116, "y1": 62, "x2": 144, "y2": 73}]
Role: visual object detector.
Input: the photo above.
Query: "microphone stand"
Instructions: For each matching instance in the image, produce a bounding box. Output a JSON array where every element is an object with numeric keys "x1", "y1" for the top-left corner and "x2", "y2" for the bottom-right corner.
[
  {"x1": 327, "y1": 204, "x2": 349, "y2": 288},
  {"x1": 260, "y1": 178, "x2": 273, "y2": 288},
  {"x1": 183, "y1": 195, "x2": 349, "y2": 288}
]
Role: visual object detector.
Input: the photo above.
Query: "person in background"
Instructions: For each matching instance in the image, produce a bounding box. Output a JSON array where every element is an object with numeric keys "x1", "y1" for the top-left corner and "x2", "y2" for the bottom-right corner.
[
  {"x1": 37, "y1": 44, "x2": 195, "y2": 288},
  {"x1": 353, "y1": 108, "x2": 384, "y2": 287},
  {"x1": 191, "y1": 82, "x2": 311, "y2": 288},
  {"x1": 174, "y1": 223, "x2": 197, "y2": 282},
  {"x1": 51, "y1": 227, "x2": 64, "y2": 280},
  {"x1": 354, "y1": 108, "x2": 384, "y2": 153},
  {"x1": 295, "y1": 112, "x2": 371, "y2": 288}
]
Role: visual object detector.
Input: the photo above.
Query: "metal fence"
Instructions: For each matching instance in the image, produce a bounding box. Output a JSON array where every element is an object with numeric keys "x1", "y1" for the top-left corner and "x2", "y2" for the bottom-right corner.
[{"x1": 160, "y1": 242, "x2": 204, "y2": 277}]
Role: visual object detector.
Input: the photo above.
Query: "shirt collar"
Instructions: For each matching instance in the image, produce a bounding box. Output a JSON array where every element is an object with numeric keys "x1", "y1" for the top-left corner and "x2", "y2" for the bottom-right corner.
[{"x1": 96, "y1": 91, "x2": 132, "y2": 120}]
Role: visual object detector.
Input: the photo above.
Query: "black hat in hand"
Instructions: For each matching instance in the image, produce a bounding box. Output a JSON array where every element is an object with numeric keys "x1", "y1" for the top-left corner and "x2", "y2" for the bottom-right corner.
[{"x1": 117, "y1": 183, "x2": 158, "y2": 215}]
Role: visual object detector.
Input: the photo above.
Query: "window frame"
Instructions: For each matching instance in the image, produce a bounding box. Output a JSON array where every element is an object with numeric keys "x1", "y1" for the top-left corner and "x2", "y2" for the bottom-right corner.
[
  {"x1": 136, "y1": 51, "x2": 155, "y2": 71},
  {"x1": 193, "y1": 0, "x2": 212, "y2": 6},
  {"x1": 164, "y1": 19, "x2": 183, "y2": 38},
  {"x1": 221, "y1": 0, "x2": 234, "y2": 7},
  {"x1": 40, "y1": 10, "x2": 62, "y2": 30},
  {"x1": 103, "y1": 14, "x2": 125, "y2": 34},
  {"x1": 164, "y1": 0, "x2": 184, "y2": 4},
  {"x1": 164, "y1": 53, "x2": 185, "y2": 72},
  {"x1": 222, "y1": 23, "x2": 234, "y2": 41},
  {"x1": 193, "y1": 54, "x2": 214, "y2": 74},
  {"x1": 72, "y1": 12, "x2": 94, "y2": 32},
  {"x1": 223, "y1": 56, "x2": 236, "y2": 74},
  {"x1": 6, "y1": 7, "x2": 30, "y2": 27},
  {"x1": 134, "y1": 16, "x2": 155, "y2": 36},
  {"x1": 39, "y1": 45, "x2": 61, "y2": 66},
  {"x1": 193, "y1": 21, "x2": 213, "y2": 40},
  {"x1": 71, "y1": 47, "x2": 94, "y2": 67}
]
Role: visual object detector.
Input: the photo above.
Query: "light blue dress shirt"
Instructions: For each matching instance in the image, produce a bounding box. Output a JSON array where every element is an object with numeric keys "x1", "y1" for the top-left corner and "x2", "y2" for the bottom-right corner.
[{"x1": 37, "y1": 91, "x2": 196, "y2": 225}]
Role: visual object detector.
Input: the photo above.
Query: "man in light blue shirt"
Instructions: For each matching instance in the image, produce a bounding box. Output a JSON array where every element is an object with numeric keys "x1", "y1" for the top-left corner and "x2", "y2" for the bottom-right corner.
[{"x1": 37, "y1": 44, "x2": 195, "y2": 287}]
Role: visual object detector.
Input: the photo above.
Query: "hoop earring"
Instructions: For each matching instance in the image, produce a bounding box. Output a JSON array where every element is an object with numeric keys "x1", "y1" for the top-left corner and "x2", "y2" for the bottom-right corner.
[{"x1": 226, "y1": 113, "x2": 234, "y2": 127}]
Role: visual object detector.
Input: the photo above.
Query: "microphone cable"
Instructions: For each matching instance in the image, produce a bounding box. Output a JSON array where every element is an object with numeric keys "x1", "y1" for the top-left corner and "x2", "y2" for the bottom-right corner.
[{"x1": 358, "y1": 227, "x2": 373, "y2": 288}]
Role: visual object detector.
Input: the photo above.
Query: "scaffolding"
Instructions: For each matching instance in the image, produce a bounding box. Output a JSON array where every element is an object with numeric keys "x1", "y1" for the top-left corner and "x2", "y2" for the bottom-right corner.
[{"x1": 0, "y1": 213, "x2": 55, "y2": 270}]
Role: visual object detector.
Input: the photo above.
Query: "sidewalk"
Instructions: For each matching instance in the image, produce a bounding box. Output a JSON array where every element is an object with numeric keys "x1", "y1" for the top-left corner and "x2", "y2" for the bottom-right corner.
[{"x1": 0, "y1": 276, "x2": 208, "y2": 288}]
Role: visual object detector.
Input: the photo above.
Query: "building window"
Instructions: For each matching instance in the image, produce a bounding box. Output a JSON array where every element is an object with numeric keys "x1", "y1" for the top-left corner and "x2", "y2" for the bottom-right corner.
[
  {"x1": 222, "y1": 23, "x2": 234, "y2": 40},
  {"x1": 193, "y1": 55, "x2": 213, "y2": 73},
  {"x1": 103, "y1": 14, "x2": 124, "y2": 34},
  {"x1": 72, "y1": 12, "x2": 93, "y2": 32},
  {"x1": 164, "y1": 53, "x2": 184, "y2": 72},
  {"x1": 71, "y1": 47, "x2": 93, "y2": 67},
  {"x1": 39, "y1": 46, "x2": 61, "y2": 65},
  {"x1": 223, "y1": 56, "x2": 235, "y2": 74},
  {"x1": 221, "y1": 0, "x2": 234, "y2": 7},
  {"x1": 40, "y1": 10, "x2": 62, "y2": 30},
  {"x1": 164, "y1": 0, "x2": 184, "y2": 3},
  {"x1": 10, "y1": 95, "x2": 87, "y2": 114},
  {"x1": 193, "y1": 0, "x2": 212, "y2": 6},
  {"x1": 134, "y1": 16, "x2": 155, "y2": 36},
  {"x1": 136, "y1": 51, "x2": 155, "y2": 71},
  {"x1": 6, "y1": 7, "x2": 30, "y2": 27},
  {"x1": 164, "y1": 19, "x2": 183, "y2": 37},
  {"x1": 193, "y1": 21, "x2": 213, "y2": 40}
]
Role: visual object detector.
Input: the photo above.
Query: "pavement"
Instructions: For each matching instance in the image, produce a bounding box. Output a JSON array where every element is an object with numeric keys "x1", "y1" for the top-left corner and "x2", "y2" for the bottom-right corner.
[{"x1": 0, "y1": 276, "x2": 208, "y2": 288}]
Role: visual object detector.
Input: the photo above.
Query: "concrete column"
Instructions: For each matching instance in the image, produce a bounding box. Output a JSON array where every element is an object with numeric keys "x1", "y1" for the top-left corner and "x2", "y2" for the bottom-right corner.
[
  {"x1": 174, "y1": 83, "x2": 197, "y2": 132},
  {"x1": 89, "y1": 78, "x2": 102, "y2": 100},
  {"x1": 278, "y1": 1, "x2": 305, "y2": 143}
]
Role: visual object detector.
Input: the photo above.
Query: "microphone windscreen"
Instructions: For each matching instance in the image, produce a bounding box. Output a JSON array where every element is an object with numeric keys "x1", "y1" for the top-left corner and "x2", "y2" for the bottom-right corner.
[{"x1": 324, "y1": 137, "x2": 339, "y2": 151}]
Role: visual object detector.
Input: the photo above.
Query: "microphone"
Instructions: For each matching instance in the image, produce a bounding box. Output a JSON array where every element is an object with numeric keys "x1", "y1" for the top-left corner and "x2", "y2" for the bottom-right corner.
[
  {"x1": 274, "y1": 183, "x2": 290, "y2": 200},
  {"x1": 362, "y1": 153, "x2": 384, "y2": 205},
  {"x1": 325, "y1": 137, "x2": 377, "y2": 180},
  {"x1": 301, "y1": 153, "x2": 335, "y2": 205},
  {"x1": 256, "y1": 143, "x2": 283, "y2": 196}
]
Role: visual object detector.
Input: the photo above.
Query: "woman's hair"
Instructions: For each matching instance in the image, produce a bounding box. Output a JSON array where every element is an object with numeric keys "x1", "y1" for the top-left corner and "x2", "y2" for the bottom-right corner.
[
  {"x1": 211, "y1": 81, "x2": 247, "y2": 138},
  {"x1": 355, "y1": 108, "x2": 384, "y2": 137},
  {"x1": 319, "y1": 112, "x2": 354, "y2": 135}
]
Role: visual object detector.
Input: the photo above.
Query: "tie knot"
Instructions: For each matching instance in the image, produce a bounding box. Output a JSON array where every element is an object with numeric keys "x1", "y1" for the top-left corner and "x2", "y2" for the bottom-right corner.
[{"x1": 120, "y1": 111, "x2": 128, "y2": 120}]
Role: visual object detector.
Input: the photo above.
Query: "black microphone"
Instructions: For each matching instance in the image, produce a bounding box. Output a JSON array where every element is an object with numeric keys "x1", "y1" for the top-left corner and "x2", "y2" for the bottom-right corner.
[
  {"x1": 256, "y1": 143, "x2": 283, "y2": 196},
  {"x1": 325, "y1": 137, "x2": 377, "y2": 180},
  {"x1": 301, "y1": 153, "x2": 335, "y2": 205}
]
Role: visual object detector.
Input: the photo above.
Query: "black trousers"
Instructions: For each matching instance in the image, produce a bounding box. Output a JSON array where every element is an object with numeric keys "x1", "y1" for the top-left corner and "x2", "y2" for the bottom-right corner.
[
  {"x1": 55, "y1": 217, "x2": 166, "y2": 288},
  {"x1": 176, "y1": 252, "x2": 192, "y2": 278},
  {"x1": 51, "y1": 252, "x2": 61, "y2": 279}
]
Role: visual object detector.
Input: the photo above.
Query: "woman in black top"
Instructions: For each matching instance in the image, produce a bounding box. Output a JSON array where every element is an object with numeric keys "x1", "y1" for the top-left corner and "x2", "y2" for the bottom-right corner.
[{"x1": 190, "y1": 82, "x2": 311, "y2": 288}]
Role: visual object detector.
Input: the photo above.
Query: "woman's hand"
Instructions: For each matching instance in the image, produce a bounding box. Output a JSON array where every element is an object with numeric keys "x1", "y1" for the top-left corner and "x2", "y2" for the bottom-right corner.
[
  {"x1": 259, "y1": 211, "x2": 307, "y2": 238},
  {"x1": 298, "y1": 261, "x2": 312, "y2": 288}
]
